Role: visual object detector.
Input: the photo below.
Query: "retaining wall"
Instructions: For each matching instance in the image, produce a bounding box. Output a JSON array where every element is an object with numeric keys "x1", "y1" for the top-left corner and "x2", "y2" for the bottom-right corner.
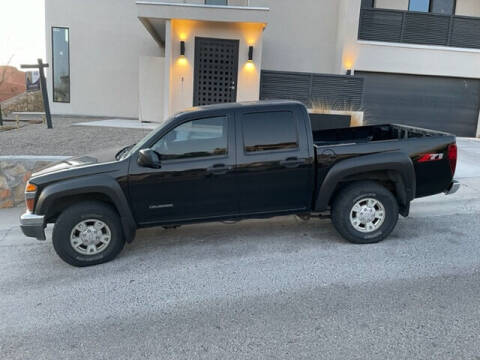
[{"x1": 0, "y1": 156, "x2": 68, "y2": 208}]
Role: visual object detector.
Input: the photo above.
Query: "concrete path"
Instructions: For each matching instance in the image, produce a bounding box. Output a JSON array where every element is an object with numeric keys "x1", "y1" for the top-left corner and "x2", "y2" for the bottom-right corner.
[
  {"x1": 73, "y1": 119, "x2": 160, "y2": 130},
  {"x1": 1, "y1": 139, "x2": 480, "y2": 359}
]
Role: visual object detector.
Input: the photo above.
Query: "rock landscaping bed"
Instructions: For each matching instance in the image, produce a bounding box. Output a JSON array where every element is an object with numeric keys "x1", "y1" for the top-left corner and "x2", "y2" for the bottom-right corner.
[{"x1": 0, "y1": 156, "x2": 68, "y2": 208}]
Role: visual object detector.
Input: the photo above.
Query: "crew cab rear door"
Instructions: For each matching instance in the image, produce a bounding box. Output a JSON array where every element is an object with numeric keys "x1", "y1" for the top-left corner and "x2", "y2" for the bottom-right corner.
[{"x1": 234, "y1": 106, "x2": 313, "y2": 215}]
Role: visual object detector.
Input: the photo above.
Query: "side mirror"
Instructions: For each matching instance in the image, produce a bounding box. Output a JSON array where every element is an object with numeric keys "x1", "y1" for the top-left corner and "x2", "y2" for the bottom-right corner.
[{"x1": 137, "y1": 149, "x2": 161, "y2": 169}]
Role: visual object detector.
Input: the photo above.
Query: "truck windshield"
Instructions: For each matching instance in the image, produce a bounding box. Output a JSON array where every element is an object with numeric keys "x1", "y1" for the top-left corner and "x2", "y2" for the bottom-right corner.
[{"x1": 119, "y1": 116, "x2": 176, "y2": 160}]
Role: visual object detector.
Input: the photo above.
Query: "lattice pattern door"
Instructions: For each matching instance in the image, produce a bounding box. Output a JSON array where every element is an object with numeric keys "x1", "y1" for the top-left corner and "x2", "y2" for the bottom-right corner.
[{"x1": 193, "y1": 37, "x2": 239, "y2": 106}]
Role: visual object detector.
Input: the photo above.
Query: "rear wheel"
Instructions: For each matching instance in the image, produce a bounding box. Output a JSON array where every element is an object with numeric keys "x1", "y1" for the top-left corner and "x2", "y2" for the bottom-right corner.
[
  {"x1": 331, "y1": 181, "x2": 399, "y2": 244},
  {"x1": 52, "y1": 202, "x2": 125, "y2": 267}
]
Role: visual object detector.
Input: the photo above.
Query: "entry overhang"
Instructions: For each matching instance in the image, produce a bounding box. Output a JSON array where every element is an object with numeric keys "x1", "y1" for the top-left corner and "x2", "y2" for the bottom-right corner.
[{"x1": 136, "y1": 1, "x2": 269, "y2": 44}]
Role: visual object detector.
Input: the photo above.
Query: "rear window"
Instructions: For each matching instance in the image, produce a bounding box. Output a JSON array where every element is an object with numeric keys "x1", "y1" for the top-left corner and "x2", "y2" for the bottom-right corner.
[{"x1": 242, "y1": 111, "x2": 298, "y2": 153}]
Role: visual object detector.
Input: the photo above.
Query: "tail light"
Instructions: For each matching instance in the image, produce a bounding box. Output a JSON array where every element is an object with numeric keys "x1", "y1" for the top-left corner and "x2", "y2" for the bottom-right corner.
[
  {"x1": 25, "y1": 182, "x2": 37, "y2": 212},
  {"x1": 447, "y1": 144, "x2": 457, "y2": 176}
]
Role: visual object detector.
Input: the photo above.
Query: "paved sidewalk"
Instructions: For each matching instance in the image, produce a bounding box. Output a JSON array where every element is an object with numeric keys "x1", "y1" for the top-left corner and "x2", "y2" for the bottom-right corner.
[{"x1": 73, "y1": 119, "x2": 160, "y2": 130}]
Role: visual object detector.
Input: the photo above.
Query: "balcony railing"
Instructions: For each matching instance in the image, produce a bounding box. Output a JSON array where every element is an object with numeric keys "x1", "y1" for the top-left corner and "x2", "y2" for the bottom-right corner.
[{"x1": 358, "y1": 8, "x2": 480, "y2": 49}]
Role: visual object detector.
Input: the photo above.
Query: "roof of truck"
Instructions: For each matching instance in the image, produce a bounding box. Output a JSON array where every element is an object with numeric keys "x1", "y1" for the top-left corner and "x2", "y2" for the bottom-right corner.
[{"x1": 177, "y1": 100, "x2": 305, "y2": 116}]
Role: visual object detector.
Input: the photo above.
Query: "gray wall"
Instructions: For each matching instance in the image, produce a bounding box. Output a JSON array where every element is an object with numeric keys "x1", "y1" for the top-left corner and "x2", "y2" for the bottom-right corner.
[{"x1": 45, "y1": 0, "x2": 161, "y2": 118}]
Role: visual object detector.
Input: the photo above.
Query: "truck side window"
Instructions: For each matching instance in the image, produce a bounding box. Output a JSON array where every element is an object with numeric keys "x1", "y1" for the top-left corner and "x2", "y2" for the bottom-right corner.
[
  {"x1": 242, "y1": 111, "x2": 298, "y2": 153},
  {"x1": 152, "y1": 116, "x2": 228, "y2": 160}
]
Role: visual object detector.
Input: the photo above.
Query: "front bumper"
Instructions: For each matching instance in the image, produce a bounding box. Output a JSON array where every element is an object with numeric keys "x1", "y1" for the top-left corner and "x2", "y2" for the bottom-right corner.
[
  {"x1": 444, "y1": 180, "x2": 460, "y2": 195},
  {"x1": 20, "y1": 212, "x2": 46, "y2": 240}
]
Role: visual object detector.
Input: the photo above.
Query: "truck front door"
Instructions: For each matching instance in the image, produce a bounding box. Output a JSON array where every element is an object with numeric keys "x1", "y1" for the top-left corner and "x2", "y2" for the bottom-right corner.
[{"x1": 129, "y1": 113, "x2": 237, "y2": 225}]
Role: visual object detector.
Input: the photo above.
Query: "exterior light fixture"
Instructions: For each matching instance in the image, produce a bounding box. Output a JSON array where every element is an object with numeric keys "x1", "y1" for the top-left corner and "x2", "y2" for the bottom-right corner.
[
  {"x1": 180, "y1": 41, "x2": 185, "y2": 56},
  {"x1": 346, "y1": 69, "x2": 353, "y2": 76},
  {"x1": 248, "y1": 46, "x2": 254, "y2": 61}
]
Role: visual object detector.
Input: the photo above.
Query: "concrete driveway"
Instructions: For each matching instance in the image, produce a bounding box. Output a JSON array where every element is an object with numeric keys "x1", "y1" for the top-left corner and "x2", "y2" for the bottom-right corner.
[{"x1": 1, "y1": 139, "x2": 480, "y2": 359}]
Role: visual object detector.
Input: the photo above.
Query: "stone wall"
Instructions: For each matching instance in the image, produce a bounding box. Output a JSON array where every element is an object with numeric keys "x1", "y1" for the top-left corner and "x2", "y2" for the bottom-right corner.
[{"x1": 0, "y1": 156, "x2": 68, "y2": 209}]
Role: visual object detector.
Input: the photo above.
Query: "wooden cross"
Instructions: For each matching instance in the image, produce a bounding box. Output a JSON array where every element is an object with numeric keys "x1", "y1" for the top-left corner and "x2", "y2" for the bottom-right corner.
[{"x1": 21, "y1": 59, "x2": 53, "y2": 129}]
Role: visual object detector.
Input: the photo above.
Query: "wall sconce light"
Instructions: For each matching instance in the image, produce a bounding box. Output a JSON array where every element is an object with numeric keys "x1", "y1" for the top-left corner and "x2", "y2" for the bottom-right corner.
[
  {"x1": 180, "y1": 41, "x2": 185, "y2": 56},
  {"x1": 248, "y1": 46, "x2": 254, "y2": 61},
  {"x1": 346, "y1": 69, "x2": 353, "y2": 76}
]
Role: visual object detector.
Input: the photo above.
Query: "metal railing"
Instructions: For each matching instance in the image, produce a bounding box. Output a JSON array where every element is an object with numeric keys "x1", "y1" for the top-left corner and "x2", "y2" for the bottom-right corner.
[{"x1": 358, "y1": 8, "x2": 480, "y2": 49}]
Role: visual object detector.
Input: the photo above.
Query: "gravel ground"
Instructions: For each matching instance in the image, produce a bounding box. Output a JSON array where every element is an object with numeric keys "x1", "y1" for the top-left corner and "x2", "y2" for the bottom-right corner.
[{"x1": 0, "y1": 117, "x2": 150, "y2": 156}]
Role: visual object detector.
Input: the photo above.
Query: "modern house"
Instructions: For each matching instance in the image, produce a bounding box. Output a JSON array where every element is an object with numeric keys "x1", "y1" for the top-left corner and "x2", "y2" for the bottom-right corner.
[{"x1": 45, "y1": 0, "x2": 480, "y2": 137}]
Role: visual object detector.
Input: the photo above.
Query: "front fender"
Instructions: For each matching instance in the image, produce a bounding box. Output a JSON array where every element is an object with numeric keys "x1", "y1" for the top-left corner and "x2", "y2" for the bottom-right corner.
[
  {"x1": 36, "y1": 175, "x2": 136, "y2": 243},
  {"x1": 315, "y1": 152, "x2": 416, "y2": 211}
]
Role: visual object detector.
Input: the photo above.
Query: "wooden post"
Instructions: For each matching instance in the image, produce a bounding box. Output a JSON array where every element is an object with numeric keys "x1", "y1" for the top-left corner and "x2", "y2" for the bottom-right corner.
[
  {"x1": 0, "y1": 104, "x2": 3, "y2": 127},
  {"x1": 21, "y1": 59, "x2": 52, "y2": 129}
]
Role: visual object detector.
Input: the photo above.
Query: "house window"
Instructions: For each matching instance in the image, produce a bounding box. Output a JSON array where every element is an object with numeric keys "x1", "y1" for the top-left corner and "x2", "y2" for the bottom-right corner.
[
  {"x1": 52, "y1": 27, "x2": 70, "y2": 103},
  {"x1": 409, "y1": 0, "x2": 456, "y2": 14},
  {"x1": 205, "y1": 0, "x2": 228, "y2": 5},
  {"x1": 409, "y1": 0, "x2": 430, "y2": 12},
  {"x1": 430, "y1": 0, "x2": 456, "y2": 14}
]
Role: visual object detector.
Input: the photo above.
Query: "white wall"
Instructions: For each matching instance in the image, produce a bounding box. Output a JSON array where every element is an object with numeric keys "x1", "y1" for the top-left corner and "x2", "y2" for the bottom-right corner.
[
  {"x1": 139, "y1": 56, "x2": 164, "y2": 123},
  {"x1": 456, "y1": 0, "x2": 480, "y2": 16},
  {"x1": 250, "y1": 0, "x2": 340, "y2": 74},
  {"x1": 375, "y1": 0, "x2": 408, "y2": 10},
  {"x1": 45, "y1": 0, "x2": 161, "y2": 118}
]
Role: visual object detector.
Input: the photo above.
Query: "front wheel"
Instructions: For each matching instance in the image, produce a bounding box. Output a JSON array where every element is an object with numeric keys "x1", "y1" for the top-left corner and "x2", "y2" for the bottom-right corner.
[
  {"x1": 331, "y1": 181, "x2": 399, "y2": 244},
  {"x1": 52, "y1": 202, "x2": 125, "y2": 267}
]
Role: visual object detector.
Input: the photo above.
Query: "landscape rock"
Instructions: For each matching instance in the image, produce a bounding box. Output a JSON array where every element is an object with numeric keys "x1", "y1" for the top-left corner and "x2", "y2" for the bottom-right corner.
[{"x1": 0, "y1": 157, "x2": 61, "y2": 208}]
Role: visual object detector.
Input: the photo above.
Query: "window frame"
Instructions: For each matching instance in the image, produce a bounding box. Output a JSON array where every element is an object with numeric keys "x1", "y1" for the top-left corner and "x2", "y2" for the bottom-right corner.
[
  {"x1": 240, "y1": 110, "x2": 300, "y2": 156},
  {"x1": 152, "y1": 115, "x2": 230, "y2": 164},
  {"x1": 51, "y1": 26, "x2": 71, "y2": 103}
]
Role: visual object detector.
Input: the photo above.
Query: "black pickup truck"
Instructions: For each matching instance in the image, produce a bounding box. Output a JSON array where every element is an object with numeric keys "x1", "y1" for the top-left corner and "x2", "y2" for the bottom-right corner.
[{"x1": 20, "y1": 100, "x2": 459, "y2": 266}]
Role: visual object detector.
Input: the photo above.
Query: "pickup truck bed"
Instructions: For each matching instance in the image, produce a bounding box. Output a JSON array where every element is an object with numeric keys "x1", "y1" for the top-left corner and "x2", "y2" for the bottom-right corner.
[{"x1": 312, "y1": 123, "x2": 456, "y2": 203}]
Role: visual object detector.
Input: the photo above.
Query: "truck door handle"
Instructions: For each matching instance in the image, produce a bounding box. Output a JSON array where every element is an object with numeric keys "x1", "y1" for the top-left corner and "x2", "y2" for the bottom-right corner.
[
  {"x1": 207, "y1": 163, "x2": 230, "y2": 175},
  {"x1": 280, "y1": 157, "x2": 305, "y2": 168}
]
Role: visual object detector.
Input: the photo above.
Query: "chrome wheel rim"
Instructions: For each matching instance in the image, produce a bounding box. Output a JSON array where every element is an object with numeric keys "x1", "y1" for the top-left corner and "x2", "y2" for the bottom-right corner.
[
  {"x1": 70, "y1": 219, "x2": 111, "y2": 256},
  {"x1": 349, "y1": 198, "x2": 385, "y2": 233}
]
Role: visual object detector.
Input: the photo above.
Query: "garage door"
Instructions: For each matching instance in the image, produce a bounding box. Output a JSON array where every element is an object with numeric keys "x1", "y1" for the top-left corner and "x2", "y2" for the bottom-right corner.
[{"x1": 357, "y1": 72, "x2": 480, "y2": 137}]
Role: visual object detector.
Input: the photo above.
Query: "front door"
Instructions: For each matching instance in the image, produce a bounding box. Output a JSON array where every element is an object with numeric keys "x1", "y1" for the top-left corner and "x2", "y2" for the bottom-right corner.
[
  {"x1": 128, "y1": 113, "x2": 237, "y2": 225},
  {"x1": 193, "y1": 37, "x2": 239, "y2": 106}
]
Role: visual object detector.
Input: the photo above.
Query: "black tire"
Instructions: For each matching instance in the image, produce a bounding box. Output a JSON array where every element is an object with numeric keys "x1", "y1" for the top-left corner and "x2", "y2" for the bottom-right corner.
[
  {"x1": 52, "y1": 202, "x2": 125, "y2": 267},
  {"x1": 331, "y1": 181, "x2": 399, "y2": 244}
]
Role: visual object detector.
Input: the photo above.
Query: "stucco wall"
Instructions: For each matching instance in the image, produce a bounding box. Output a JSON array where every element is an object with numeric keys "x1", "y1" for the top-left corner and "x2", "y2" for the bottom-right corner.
[
  {"x1": 250, "y1": 0, "x2": 340, "y2": 74},
  {"x1": 45, "y1": 0, "x2": 161, "y2": 119},
  {"x1": 139, "y1": 56, "x2": 165, "y2": 122},
  {"x1": 44, "y1": 0, "x2": 480, "y2": 120},
  {"x1": 375, "y1": 0, "x2": 409, "y2": 10},
  {"x1": 456, "y1": 0, "x2": 480, "y2": 16}
]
